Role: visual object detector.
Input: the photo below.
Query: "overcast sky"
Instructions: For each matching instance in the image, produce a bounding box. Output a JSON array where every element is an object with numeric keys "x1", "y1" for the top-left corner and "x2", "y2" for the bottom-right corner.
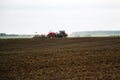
[{"x1": 0, "y1": 0, "x2": 120, "y2": 34}]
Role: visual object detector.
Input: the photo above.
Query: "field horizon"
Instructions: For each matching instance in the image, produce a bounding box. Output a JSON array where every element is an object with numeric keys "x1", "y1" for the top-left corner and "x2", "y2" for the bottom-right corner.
[{"x1": 0, "y1": 37, "x2": 120, "y2": 80}]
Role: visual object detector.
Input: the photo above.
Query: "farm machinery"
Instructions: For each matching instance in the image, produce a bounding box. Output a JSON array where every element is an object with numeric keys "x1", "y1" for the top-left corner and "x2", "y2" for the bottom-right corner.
[
  {"x1": 47, "y1": 31, "x2": 68, "y2": 38},
  {"x1": 33, "y1": 30, "x2": 68, "y2": 38}
]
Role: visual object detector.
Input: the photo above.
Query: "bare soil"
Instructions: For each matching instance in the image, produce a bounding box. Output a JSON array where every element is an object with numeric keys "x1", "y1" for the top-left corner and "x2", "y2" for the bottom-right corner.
[{"x1": 0, "y1": 37, "x2": 120, "y2": 80}]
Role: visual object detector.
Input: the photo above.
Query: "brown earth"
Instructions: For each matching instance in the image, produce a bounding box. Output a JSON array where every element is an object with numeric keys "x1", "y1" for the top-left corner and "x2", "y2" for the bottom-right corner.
[{"x1": 0, "y1": 37, "x2": 120, "y2": 80}]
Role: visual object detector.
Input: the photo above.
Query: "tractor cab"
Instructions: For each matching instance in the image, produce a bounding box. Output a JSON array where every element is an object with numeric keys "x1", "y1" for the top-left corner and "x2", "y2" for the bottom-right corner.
[{"x1": 57, "y1": 31, "x2": 68, "y2": 37}]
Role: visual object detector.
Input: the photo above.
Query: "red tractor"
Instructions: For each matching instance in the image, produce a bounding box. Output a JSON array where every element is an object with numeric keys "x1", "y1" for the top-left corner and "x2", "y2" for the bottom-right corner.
[{"x1": 47, "y1": 31, "x2": 68, "y2": 38}]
